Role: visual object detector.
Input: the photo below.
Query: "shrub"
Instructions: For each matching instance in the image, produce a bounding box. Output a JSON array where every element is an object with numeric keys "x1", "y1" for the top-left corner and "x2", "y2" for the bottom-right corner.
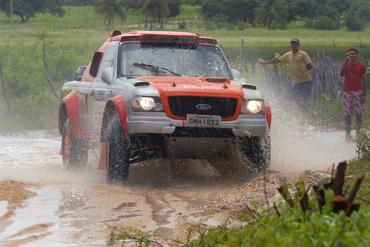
[
  {"x1": 237, "y1": 21, "x2": 247, "y2": 31},
  {"x1": 187, "y1": 206, "x2": 370, "y2": 247},
  {"x1": 203, "y1": 15, "x2": 227, "y2": 29},
  {"x1": 270, "y1": 19, "x2": 289, "y2": 30},
  {"x1": 357, "y1": 127, "x2": 370, "y2": 159},
  {"x1": 177, "y1": 20, "x2": 187, "y2": 29},
  {"x1": 305, "y1": 16, "x2": 340, "y2": 30},
  {"x1": 346, "y1": 16, "x2": 367, "y2": 31},
  {"x1": 187, "y1": 161, "x2": 370, "y2": 247}
]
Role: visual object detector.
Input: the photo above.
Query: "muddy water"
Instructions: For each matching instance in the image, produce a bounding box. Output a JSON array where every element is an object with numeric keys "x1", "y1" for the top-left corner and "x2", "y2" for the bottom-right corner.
[{"x1": 0, "y1": 128, "x2": 356, "y2": 246}]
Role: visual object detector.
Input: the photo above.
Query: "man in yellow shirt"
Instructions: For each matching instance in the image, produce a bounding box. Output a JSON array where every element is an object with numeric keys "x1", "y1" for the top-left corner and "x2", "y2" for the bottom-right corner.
[{"x1": 258, "y1": 38, "x2": 313, "y2": 112}]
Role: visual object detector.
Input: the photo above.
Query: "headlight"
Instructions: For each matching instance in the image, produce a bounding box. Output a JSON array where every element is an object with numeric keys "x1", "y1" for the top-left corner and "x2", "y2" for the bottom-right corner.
[
  {"x1": 246, "y1": 100, "x2": 263, "y2": 114},
  {"x1": 132, "y1": 96, "x2": 163, "y2": 111}
]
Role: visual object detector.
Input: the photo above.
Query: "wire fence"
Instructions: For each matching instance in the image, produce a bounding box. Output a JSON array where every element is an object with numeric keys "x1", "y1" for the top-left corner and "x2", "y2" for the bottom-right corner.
[{"x1": 234, "y1": 39, "x2": 369, "y2": 102}]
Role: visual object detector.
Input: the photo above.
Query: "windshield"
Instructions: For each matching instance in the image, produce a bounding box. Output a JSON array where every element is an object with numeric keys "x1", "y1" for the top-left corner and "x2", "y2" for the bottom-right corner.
[{"x1": 119, "y1": 43, "x2": 231, "y2": 78}]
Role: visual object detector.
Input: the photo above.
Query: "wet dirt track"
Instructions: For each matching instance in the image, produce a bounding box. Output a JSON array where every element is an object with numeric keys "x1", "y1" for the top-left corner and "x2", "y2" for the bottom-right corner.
[{"x1": 0, "y1": 128, "x2": 356, "y2": 246}]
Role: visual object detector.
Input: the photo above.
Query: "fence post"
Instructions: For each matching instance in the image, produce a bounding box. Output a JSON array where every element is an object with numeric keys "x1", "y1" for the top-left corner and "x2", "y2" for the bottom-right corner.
[
  {"x1": 41, "y1": 35, "x2": 59, "y2": 99},
  {"x1": 0, "y1": 61, "x2": 11, "y2": 113},
  {"x1": 238, "y1": 39, "x2": 245, "y2": 74}
]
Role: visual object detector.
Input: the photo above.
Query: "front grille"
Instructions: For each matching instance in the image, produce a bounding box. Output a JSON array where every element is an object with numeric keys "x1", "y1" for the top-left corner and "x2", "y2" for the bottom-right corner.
[
  {"x1": 167, "y1": 96, "x2": 238, "y2": 118},
  {"x1": 172, "y1": 127, "x2": 234, "y2": 138}
]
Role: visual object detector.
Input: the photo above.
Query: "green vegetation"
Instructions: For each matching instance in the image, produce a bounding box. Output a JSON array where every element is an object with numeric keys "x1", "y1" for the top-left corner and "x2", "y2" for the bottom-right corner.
[
  {"x1": 0, "y1": 0, "x2": 64, "y2": 23},
  {"x1": 108, "y1": 227, "x2": 159, "y2": 246},
  {"x1": 200, "y1": 0, "x2": 370, "y2": 31},
  {"x1": 95, "y1": 0, "x2": 127, "y2": 30},
  {"x1": 142, "y1": 0, "x2": 169, "y2": 30},
  {"x1": 0, "y1": 3, "x2": 368, "y2": 246},
  {"x1": 107, "y1": 120, "x2": 370, "y2": 247},
  {"x1": 186, "y1": 207, "x2": 370, "y2": 247},
  {"x1": 107, "y1": 158, "x2": 370, "y2": 247},
  {"x1": 356, "y1": 128, "x2": 370, "y2": 162},
  {"x1": 180, "y1": 124, "x2": 370, "y2": 247},
  {"x1": 186, "y1": 156, "x2": 370, "y2": 247},
  {"x1": 0, "y1": 5, "x2": 369, "y2": 131}
]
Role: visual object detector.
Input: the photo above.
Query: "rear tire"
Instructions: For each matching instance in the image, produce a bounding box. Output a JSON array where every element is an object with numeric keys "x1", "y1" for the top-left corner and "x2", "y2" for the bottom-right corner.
[
  {"x1": 106, "y1": 111, "x2": 130, "y2": 184},
  {"x1": 61, "y1": 117, "x2": 88, "y2": 169},
  {"x1": 239, "y1": 132, "x2": 271, "y2": 172}
]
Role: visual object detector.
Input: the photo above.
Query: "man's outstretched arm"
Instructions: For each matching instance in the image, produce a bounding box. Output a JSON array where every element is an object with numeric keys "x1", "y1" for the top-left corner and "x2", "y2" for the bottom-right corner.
[{"x1": 258, "y1": 57, "x2": 280, "y2": 65}]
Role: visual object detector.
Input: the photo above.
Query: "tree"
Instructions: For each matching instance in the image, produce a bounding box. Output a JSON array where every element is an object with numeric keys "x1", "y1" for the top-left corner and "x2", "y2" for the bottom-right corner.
[
  {"x1": 345, "y1": 0, "x2": 370, "y2": 31},
  {"x1": 200, "y1": 0, "x2": 258, "y2": 26},
  {"x1": 182, "y1": 0, "x2": 203, "y2": 4},
  {"x1": 62, "y1": 0, "x2": 95, "y2": 5},
  {"x1": 200, "y1": 0, "x2": 227, "y2": 24},
  {"x1": 290, "y1": 0, "x2": 350, "y2": 19},
  {"x1": 0, "y1": 0, "x2": 64, "y2": 23},
  {"x1": 95, "y1": 0, "x2": 126, "y2": 30},
  {"x1": 142, "y1": 0, "x2": 169, "y2": 30},
  {"x1": 167, "y1": 0, "x2": 181, "y2": 18},
  {"x1": 125, "y1": 0, "x2": 144, "y2": 10},
  {"x1": 255, "y1": 0, "x2": 292, "y2": 29}
]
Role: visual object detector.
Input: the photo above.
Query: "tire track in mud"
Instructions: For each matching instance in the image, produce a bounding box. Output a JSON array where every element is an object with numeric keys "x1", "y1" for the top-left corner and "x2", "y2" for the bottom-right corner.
[
  {"x1": 142, "y1": 189, "x2": 195, "y2": 238},
  {"x1": 0, "y1": 131, "x2": 357, "y2": 246},
  {"x1": 0, "y1": 181, "x2": 54, "y2": 247},
  {"x1": 2, "y1": 223, "x2": 53, "y2": 247}
]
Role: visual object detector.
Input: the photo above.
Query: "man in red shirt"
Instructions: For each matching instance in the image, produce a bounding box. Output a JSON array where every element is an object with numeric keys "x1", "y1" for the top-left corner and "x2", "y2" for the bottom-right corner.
[{"x1": 340, "y1": 48, "x2": 367, "y2": 139}]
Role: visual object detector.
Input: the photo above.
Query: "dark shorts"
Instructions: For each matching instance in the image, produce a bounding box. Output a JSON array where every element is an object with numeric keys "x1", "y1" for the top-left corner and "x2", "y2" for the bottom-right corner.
[{"x1": 291, "y1": 80, "x2": 313, "y2": 100}]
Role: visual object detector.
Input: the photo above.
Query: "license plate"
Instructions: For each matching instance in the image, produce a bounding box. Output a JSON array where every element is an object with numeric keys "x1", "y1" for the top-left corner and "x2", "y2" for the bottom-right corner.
[{"x1": 187, "y1": 114, "x2": 221, "y2": 127}]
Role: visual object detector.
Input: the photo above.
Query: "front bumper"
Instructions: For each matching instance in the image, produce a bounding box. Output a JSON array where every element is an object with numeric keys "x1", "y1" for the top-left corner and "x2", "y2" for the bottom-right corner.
[{"x1": 127, "y1": 112, "x2": 267, "y2": 137}]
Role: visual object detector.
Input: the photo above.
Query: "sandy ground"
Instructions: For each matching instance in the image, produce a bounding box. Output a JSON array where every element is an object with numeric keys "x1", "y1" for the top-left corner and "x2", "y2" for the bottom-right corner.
[{"x1": 0, "y1": 124, "x2": 356, "y2": 246}]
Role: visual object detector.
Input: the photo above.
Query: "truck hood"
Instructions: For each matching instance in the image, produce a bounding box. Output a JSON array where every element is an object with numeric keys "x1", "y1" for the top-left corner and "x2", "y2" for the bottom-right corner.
[{"x1": 136, "y1": 76, "x2": 244, "y2": 98}]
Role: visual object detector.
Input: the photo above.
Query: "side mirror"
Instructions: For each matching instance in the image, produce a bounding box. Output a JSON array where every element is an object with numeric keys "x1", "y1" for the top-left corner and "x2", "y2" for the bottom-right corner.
[
  {"x1": 102, "y1": 67, "x2": 114, "y2": 84},
  {"x1": 74, "y1": 65, "x2": 87, "y2": 81},
  {"x1": 231, "y1": 68, "x2": 242, "y2": 79}
]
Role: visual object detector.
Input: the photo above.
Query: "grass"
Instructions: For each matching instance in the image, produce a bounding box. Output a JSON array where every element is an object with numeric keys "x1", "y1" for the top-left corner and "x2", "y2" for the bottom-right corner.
[
  {"x1": 348, "y1": 159, "x2": 370, "y2": 204},
  {"x1": 184, "y1": 156, "x2": 370, "y2": 247},
  {"x1": 180, "y1": 126, "x2": 370, "y2": 246},
  {"x1": 1, "y1": 6, "x2": 369, "y2": 50},
  {"x1": 107, "y1": 157, "x2": 370, "y2": 247},
  {"x1": 0, "y1": 5, "x2": 369, "y2": 130},
  {"x1": 185, "y1": 207, "x2": 370, "y2": 247}
]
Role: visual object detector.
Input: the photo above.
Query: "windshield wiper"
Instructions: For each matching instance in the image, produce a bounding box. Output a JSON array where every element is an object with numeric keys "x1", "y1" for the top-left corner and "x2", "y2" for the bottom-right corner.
[{"x1": 132, "y1": 62, "x2": 182, "y2": 77}]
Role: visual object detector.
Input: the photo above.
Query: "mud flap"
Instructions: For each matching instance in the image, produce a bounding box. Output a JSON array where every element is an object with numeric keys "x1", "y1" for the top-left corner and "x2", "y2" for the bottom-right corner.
[{"x1": 98, "y1": 143, "x2": 108, "y2": 170}]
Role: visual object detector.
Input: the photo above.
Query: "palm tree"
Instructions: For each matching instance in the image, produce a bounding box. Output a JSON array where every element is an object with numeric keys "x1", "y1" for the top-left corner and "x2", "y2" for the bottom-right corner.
[
  {"x1": 95, "y1": 0, "x2": 126, "y2": 30},
  {"x1": 142, "y1": 0, "x2": 169, "y2": 30}
]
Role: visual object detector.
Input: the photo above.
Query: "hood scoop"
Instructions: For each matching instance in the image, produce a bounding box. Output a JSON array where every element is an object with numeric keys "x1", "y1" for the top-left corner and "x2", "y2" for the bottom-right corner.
[
  {"x1": 205, "y1": 77, "x2": 228, "y2": 83},
  {"x1": 242, "y1": 84, "x2": 257, "y2": 90},
  {"x1": 134, "y1": 81, "x2": 150, "y2": 87}
]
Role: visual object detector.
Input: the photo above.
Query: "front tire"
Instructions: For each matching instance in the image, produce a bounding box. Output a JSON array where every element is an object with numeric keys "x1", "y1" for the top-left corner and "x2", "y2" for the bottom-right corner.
[
  {"x1": 106, "y1": 111, "x2": 130, "y2": 184},
  {"x1": 239, "y1": 133, "x2": 271, "y2": 172}
]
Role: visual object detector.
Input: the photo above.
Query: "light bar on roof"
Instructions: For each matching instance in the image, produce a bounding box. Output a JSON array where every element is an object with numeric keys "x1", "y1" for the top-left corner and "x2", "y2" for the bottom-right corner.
[
  {"x1": 120, "y1": 36, "x2": 140, "y2": 42},
  {"x1": 141, "y1": 35, "x2": 199, "y2": 44},
  {"x1": 118, "y1": 34, "x2": 217, "y2": 45},
  {"x1": 199, "y1": 37, "x2": 217, "y2": 45}
]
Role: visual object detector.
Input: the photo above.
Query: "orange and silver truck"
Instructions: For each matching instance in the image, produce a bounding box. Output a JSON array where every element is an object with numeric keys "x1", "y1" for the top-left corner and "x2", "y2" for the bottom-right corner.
[{"x1": 58, "y1": 30, "x2": 272, "y2": 183}]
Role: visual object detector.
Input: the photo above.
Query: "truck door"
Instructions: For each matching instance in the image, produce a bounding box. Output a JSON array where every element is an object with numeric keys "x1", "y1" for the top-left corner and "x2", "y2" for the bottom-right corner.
[{"x1": 86, "y1": 42, "x2": 118, "y2": 142}]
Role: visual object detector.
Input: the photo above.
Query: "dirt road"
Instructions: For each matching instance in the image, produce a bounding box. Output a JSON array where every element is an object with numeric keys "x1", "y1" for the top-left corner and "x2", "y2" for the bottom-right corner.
[{"x1": 0, "y1": 127, "x2": 356, "y2": 246}]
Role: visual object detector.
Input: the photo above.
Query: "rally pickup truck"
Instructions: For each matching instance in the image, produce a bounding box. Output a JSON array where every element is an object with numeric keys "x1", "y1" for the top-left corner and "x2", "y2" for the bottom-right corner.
[{"x1": 58, "y1": 30, "x2": 272, "y2": 183}]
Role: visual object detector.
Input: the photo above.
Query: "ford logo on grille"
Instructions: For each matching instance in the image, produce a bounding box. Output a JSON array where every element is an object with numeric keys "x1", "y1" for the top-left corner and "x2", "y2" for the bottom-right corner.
[{"x1": 196, "y1": 104, "x2": 211, "y2": 111}]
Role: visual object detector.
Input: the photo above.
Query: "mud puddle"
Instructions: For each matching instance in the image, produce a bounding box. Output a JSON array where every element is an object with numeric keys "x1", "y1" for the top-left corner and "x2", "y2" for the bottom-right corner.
[{"x1": 0, "y1": 129, "x2": 356, "y2": 246}]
